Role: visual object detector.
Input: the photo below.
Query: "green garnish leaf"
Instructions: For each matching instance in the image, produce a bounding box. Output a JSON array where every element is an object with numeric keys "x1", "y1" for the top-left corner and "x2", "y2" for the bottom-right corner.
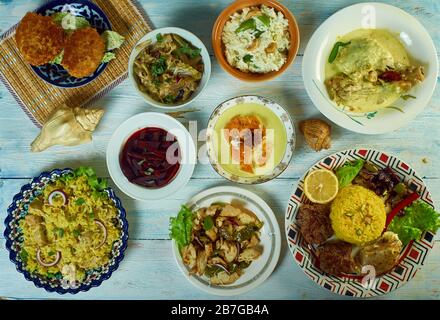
[
  {"x1": 72, "y1": 167, "x2": 108, "y2": 196},
  {"x1": 388, "y1": 200, "x2": 440, "y2": 245},
  {"x1": 52, "y1": 12, "x2": 90, "y2": 30},
  {"x1": 156, "y1": 33, "x2": 164, "y2": 42},
  {"x1": 101, "y1": 30, "x2": 125, "y2": 51},
  {"x1": 87, "y1": 175, "x2": 108, "y2": 192},
  {"x1": 56, "y1": 228, "x2": 64, "y2": 238},
  {"x1": 401, "y1": 94, "x2": 416, "y2": 100},
  {"x1": 46, "y1": 272, "x2": 56, "y2": 279},
  {"x1": 254, "y1": 29, "x2": 264, "y2": 38},
  {"x1": 50, "y1": 50, "x2": 64, "y2": 64},
  {"x1": 243, "y1": 54, "x2": 253, "y2": 63},
  {"x1": 52, "y1": 12, "x2": 68, "y2": 24},
  {"x1": 75, "y1": 167, "x2": 95, "y2": 177},
  {"x1": 164, "y1": 95, "x2": 175, "y2": 104},
  {"x1": 151, "y1": 56, "x2": 167, "y2": 77},
  {"x1": 102, "y1": 52, "x2": 116, "y2": 63},
  {"x1": 203, "y1": 216, "x2": 214, "y2": 231},
  {"x1": 177, "y1": 44, "x2": 201, "y2": 59},
  {"x1": 328, "y1": 41, "x2": 351, "y2": 63},
  {"x1": 19, "y1": 249, "x2": 28, "y2": 263},
  {"x1": 73, "y1": 229, "x2": 81, "y2": 237},
  {"x1": 48, "y1": 251, "x2": 55, "y2": 256},
  {"x1": 75, "y1": 198, "x2": 86, "y2": 206},
  {"x1": 235, "y1": 18, "x2": 257, "y2": 34},
  {"x1": 60, "y1": 172, "x2": 75, "y2": 183},
  {"x1": 170, "y1": 205, "x2": 194, "y2": 250},
  {"x1": 257, "y1": 14, "x2": 270, "y2": 27},
  {"x1": 335, "y1": 159, "x2": 365, "y2": 188},
  {"x1": 89, "y1": 211, "x2": 95, "y2": 220}
]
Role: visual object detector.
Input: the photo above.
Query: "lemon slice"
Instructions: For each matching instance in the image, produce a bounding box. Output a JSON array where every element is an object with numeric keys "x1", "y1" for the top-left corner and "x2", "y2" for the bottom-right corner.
[{"x1": 304, "y1": 169, "x2": 339, "y2": 204}]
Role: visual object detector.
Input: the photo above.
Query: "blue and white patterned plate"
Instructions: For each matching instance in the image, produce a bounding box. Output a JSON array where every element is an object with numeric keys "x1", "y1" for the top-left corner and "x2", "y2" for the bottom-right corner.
[
  {"x1": 31, "y1": 0, "x2": 112, "y2": 88},
  {"x1": 3, "y1": 168, "x2": 129, "y2": 294}
]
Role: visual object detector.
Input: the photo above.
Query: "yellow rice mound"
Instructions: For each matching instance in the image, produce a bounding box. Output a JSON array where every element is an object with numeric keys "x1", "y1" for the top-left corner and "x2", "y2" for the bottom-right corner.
[
  {"x1": 330, "y1": 185, "x2": 386, "y2": 246},
  {"x1": 19, "y1": 175, "x2": 121, "y2": 282}
]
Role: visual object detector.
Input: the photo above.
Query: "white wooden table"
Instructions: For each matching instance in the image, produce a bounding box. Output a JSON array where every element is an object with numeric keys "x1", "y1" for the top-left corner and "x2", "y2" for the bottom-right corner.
[{"x1": 0, "y1": 0, "x2": 439, "y2": 300}]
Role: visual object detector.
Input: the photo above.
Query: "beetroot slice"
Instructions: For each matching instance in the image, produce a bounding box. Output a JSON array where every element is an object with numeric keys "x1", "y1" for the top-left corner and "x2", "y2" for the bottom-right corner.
[{"x1": 120, "y1": 127, "x2": 181, "y2": 189}]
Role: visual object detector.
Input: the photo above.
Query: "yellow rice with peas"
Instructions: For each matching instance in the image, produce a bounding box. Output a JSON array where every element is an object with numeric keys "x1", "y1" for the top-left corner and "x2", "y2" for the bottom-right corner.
[
  {"x1": 330, "y1": 185, "x2": 386, "y2": 246},
  {"x1": 19, "y1": 169, "x2": 121, "y2": 282}
]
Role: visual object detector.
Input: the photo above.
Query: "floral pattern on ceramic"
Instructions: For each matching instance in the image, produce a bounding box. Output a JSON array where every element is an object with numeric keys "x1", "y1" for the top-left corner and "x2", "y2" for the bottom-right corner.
[
  {"x1": 206, "y1": 95, "x2": 295, "y2": 184},
  {"x1": 4, "y1": 168, "x2": 129, "y2": 294},
  {"x1": 31, "y1": 0, "x2": 112, "y2": 88}
]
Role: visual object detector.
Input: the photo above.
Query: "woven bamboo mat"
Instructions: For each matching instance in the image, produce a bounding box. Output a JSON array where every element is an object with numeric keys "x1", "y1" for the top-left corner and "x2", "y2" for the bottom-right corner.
[{"x1": 0, "y1": 0, "x2": 153, "y2": 128}]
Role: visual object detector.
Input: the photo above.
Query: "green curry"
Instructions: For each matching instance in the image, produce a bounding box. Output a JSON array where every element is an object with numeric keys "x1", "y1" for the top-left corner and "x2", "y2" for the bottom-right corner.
[{"x1": 325, "y1": 29, "x2": 424, "y2": 113}]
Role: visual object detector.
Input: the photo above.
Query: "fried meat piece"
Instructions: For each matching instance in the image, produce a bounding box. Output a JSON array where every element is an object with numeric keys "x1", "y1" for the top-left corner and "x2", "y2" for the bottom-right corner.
[
  {"x1": 297, "y1": 204, "x2": 333, "y2": 245},
  {"x1": 15, "y1": 12, "x2": 66, "y2": 66},
  {"x1": 316, "y1": 242, "x2": 360, "y2": 276},
  {"x1": 62, "y1": 27, "x2": 105, "y2": 78}
]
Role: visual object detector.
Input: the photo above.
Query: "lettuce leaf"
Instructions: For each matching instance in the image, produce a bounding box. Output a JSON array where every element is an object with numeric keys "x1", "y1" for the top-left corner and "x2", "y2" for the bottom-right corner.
[
  {"x1": 335, "y1": 159, "x2": 364, "y2": 187},
  {"x1": 52, "y1": 12, "x2": 90, "y2": 31},
  {"x1": 170, "y1": 205, "x2": 194, "y2": 250},
  {"x1": 101, "y1": 30, "x2": 125, "y2": 51},
  {"x1": 60, "y1": 167, "x2": 107, "y2": 197},
  {"x1": 50, "y1": 50, "x2": 64, "y2": 64},
  {"x1": 102, "y1": 52, "x2": 116, "y2": 63},
  {"x1": 388, "y1": 200, "x2": 440, "y2": 245}
]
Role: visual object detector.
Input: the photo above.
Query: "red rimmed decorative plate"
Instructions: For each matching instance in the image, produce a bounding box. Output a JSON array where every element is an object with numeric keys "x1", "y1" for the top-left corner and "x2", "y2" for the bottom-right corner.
[{"x1": 285, "y1": 149, "x2": 435, "y2": 297}]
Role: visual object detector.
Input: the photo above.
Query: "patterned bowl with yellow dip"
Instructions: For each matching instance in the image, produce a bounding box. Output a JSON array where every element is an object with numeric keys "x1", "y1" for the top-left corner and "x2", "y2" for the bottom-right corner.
[{"x1": 206, "y1": 95, "x2": 295, "y2": 184}]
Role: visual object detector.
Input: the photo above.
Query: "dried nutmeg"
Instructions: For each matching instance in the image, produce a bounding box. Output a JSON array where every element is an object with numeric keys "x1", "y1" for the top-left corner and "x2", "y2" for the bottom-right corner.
[{"x1": 299, "y1": 119, "x2": 332, "y2": 152}]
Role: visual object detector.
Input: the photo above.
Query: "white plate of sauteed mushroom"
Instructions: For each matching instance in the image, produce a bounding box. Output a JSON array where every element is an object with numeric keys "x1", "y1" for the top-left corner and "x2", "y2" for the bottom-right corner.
[{"x1": 170, "y1": 186, "x2": 281, "y2": 296}]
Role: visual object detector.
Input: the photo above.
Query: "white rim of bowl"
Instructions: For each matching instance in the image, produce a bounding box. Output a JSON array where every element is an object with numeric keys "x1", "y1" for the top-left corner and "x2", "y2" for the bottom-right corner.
[
  {"x1": 302, "y1": 2, "x2": 439, "y2": 134},
  {"x1": 128, "y1": 27, "x2": 212, "y2": 110},
  {"x1": 106, "y1": 112, "x2": 196, "y2": 201},
  {"x1": 172, "y1": 186, "x2": 282, "y2": 296}
]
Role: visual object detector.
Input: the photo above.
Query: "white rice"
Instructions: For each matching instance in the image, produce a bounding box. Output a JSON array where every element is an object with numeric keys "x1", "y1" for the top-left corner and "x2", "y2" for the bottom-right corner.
[{"x1": 222, "y1": 5, "x2": 290, "y2": 73}]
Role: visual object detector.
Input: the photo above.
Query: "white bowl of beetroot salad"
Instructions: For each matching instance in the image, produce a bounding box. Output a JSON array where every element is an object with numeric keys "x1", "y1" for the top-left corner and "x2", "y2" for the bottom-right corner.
[{"x1": 106, "y1": 112, "x2": 196, "y2": 201}]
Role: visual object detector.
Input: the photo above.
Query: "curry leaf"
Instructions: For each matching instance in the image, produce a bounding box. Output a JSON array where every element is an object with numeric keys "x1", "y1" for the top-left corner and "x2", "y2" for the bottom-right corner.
[
  {"x1": 235, "y1": 18, "x2": 256, "y2": 33},
  {"x1": 203, "y1": 216, "x2": 214, "y2": 231},
  {"x1": 243, "y1": 54, "x2": 253, "y2": 63}
]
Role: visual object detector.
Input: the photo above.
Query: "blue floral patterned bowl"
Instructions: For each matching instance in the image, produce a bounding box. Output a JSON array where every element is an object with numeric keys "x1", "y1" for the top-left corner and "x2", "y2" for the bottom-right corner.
[
  {"x1": 3, "y1": 168, "x2": 129, "y2": 294},
  {"x1": 31, "y1": 0, "x2": 112, "y2": 88}
]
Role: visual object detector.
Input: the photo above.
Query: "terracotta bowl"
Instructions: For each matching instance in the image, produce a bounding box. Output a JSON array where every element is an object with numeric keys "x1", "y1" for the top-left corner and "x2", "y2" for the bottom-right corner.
[{"x1": 212, "y1": 0, "x2": 300, "y2": 82}]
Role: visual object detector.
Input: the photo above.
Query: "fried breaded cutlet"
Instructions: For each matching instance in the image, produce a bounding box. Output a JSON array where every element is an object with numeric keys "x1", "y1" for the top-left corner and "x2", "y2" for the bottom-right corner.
[
  {"x1": 15, "y1": 12, "x2": 66, "y2": 66},
  {"x1": 62, "y1": 27, "x2": 105, "y2": 78}
]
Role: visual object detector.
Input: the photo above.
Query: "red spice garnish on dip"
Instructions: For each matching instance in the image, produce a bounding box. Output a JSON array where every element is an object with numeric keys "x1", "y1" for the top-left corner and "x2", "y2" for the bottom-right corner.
[{"x1": 120, "y1": 127, "x2": 180, "y2": 188}]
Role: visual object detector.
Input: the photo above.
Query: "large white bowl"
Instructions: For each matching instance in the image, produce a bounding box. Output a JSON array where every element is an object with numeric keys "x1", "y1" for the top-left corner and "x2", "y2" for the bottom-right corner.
[
  {"x1": 128, "y1": 27, "x2": 211, "y2": 109},
  {"x1": 302, "y1": 2, "x2": 438, "y2": 134},
  {"x1": 106, "y1": 113, "x2": 196, "y2": 201},
  {"x1": 172, "y1": 186, "x2": 282, "y2": 296}
]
